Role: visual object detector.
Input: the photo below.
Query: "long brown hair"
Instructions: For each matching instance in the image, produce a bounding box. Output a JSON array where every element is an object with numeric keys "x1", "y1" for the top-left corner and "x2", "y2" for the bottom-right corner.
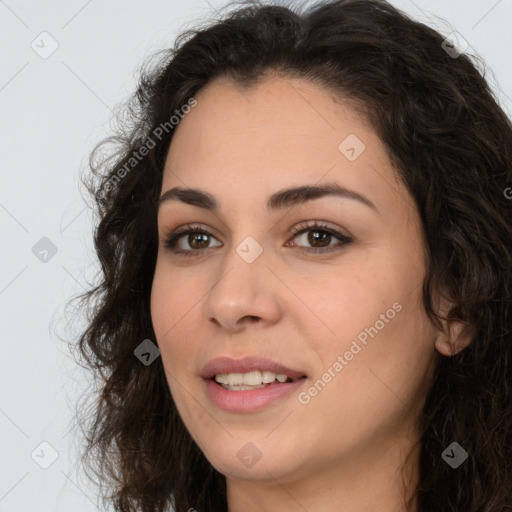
[{"x1": 69, "y1": 1, "x2": 512, "y2": 510}]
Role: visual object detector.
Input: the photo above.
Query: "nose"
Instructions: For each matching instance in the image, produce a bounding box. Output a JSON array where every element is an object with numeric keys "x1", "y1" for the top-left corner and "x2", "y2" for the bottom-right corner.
[{"x1": 202, "y1": 240, "x2": 283, "y2": 332}]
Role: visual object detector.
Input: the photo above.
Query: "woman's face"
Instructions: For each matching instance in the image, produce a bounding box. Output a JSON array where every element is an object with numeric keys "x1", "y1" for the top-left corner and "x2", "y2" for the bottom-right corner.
[{"x1": 151, "y1": 75, "x2": 442, "y2": 488}]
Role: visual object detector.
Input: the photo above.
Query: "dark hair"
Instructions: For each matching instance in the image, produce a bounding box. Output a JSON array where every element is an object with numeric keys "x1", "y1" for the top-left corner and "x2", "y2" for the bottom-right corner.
[{"x1": 70, "y1": 0, "x2": 512, "y2": 510}]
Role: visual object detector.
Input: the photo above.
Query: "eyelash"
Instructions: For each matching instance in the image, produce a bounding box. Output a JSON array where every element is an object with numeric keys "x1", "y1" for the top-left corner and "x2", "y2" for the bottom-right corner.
[{"x1": 163, "y1": 220, "x2": 352, "y2": 257}]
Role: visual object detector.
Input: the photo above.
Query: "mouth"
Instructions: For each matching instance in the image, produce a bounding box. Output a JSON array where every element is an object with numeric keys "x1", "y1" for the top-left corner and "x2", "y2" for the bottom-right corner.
[
  {"x1": 201, "y1": 355, "x2": 307, "y2": 383},
  {"x1": 201, "y1": 356, "x2": 307, "y2": 412},
  {"x1": 211, "y1": 370, "x2": 304, "y2": 390}
]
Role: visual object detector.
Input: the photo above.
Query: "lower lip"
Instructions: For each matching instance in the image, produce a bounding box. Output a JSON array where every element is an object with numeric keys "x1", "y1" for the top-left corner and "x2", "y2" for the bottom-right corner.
[{"x1": 204, "y1": 378, "x2": 307, "y2": 413}]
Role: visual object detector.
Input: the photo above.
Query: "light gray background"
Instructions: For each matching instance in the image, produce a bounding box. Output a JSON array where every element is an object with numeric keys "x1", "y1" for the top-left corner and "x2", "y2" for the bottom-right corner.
[{"x1": 1, "y1": 0, "x2": 511, "y2": 510}]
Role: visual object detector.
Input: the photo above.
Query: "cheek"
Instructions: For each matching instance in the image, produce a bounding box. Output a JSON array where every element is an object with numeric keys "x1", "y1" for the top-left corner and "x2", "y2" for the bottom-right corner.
[
  {"x1": 304, "y1": 260, "x2": 434, "y2": 404},
  {"x1": 150, "y1": 262, "x2": 192, "y2": 366},
  {"x1": 151, "y1": 259, "x2": 194, "y2": 334},
  {"x1": 150, "y1": 265, "x2": 171, "y2": 342},
  {"x1": 300, "y1": 304, "x2": 435, "y2": 458},
  {"x1": 150, "y1": 270, "x2": 197, "y2": 415},
  {"x1": 304, "y1": 264, "x2": 387, "y2": 340}
]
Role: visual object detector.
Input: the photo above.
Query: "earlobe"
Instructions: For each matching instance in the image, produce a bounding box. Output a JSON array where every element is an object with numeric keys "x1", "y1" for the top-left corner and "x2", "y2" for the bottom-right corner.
[
  {"x1": 434, "y1": 319, "x2": 474, "y2": 356},
  {"x1": 432, "y1": 292, "x2": 475, "y2": 357}
]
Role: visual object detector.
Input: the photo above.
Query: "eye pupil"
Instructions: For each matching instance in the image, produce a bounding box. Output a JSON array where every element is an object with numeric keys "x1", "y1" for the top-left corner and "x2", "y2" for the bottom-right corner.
[
  {"x1": 189, "y1": 233, "x2": 209, "y2": 249},
  {"x1": 308, "y1": 230, "x2": 331, "y2": 247}
]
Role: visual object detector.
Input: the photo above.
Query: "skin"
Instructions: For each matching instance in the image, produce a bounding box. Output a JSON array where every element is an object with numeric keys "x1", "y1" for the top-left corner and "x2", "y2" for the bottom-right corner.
[{"x1": 150, "y1": 74, "x2": 472, "y2": 512}]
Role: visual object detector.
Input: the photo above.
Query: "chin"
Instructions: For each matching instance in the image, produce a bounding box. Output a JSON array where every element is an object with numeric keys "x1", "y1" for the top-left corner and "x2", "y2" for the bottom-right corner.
[
  {"x1": 209, "y1": 455, "x2": 293, "y2": 482},
  {"x1": 199, "y1": 436, "x2": 307, "y2": 482}
]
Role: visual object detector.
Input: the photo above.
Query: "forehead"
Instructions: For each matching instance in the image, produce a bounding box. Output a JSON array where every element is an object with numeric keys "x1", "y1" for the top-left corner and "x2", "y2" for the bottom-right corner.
[{"x1": 161, "y1": 75, "x2": 406, "y2": 216}]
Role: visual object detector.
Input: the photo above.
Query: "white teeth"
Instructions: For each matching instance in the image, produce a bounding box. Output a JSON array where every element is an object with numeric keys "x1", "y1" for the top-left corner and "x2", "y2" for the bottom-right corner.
[
  {"x1": 214, "y1": 370, "x2": 290, "y2": 386},
  {"x1": 227, "y1": 373, "x2": 244, "y2": 385},
  {"x1": 223, "y1": 384, "x2": 267, "y2": 391},
  {"x1": 242, "y1": 371, "x2": 263, "y2": 386},
  {"x1": 262, "y1": 370, "x2": 275, "y2": 383}
]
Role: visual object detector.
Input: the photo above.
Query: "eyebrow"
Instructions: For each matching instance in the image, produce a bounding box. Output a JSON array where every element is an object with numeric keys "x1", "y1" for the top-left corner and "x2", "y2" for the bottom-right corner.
[{"x1": 157, "y1": 181, "x2": 378, "y2": 214}]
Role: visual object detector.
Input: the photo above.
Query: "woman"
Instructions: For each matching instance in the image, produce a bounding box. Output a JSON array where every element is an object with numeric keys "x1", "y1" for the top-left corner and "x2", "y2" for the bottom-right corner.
[{"x1": 72, "y1": 0, "x2": 512, "y2": 511}]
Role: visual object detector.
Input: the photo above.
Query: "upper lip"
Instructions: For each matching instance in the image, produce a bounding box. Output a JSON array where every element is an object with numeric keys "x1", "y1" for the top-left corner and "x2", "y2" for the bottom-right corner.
[{"x1": 201, "y1": 356, "x2": 307, "y2": 381}]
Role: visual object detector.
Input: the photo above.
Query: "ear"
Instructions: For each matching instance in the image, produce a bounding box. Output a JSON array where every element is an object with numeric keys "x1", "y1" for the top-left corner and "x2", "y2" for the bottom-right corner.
[
  {"x1": 432, "y1": 293, "x2": 475, "y2": 357},
  {"x1": 434, "y1": 319, "x2": 474, "y2": 356}
]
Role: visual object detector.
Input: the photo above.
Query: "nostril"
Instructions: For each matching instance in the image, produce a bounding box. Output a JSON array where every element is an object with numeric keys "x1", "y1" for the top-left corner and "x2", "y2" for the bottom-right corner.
[{"x1": 241, "y1": 315, "x2": 259, "y2": 323}]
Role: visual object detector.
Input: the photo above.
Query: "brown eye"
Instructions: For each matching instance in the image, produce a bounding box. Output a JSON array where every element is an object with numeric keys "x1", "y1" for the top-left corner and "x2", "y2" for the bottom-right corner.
[
  {"x1": 288, "y1": 221, "x2": 352, "y2": 254},
  {"x1": 185, "y1": 233, "x2": 210, "y2": 250},
  {"x1": 163, "y1": 220, "x2": 352, "y2": 257},
  {"x1": 306, "y1": 229, "x2": 332, "y2": 248},
  {"x1": 164, "y1": 225, "x2": 222, "y2": 255}
]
